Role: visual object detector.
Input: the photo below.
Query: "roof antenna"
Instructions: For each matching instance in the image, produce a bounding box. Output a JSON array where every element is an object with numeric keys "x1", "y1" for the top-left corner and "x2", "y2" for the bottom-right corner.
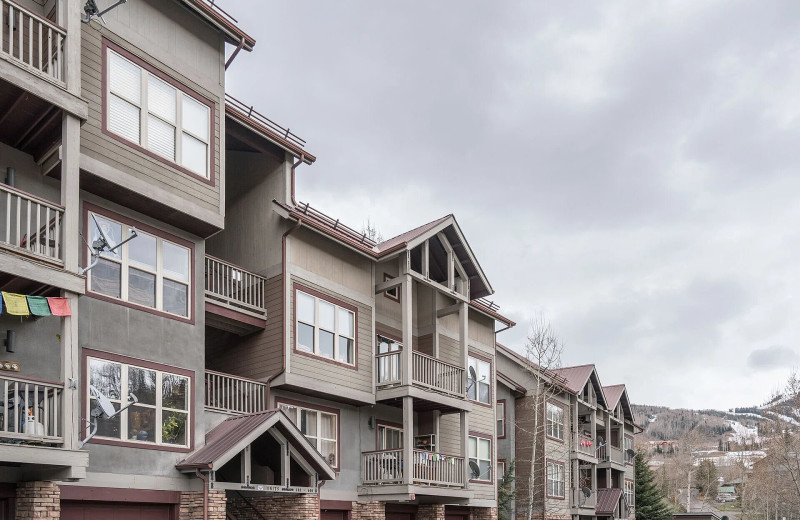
[
  {"x1": 79, "y1": 214, "x2": 138, "y2": 275},
  {"x1": 82, "y1": 0, "x2": 129, "y2": 24},
  {"x1": 79, "y1": 385, "x2": 138, "y2": 448}
]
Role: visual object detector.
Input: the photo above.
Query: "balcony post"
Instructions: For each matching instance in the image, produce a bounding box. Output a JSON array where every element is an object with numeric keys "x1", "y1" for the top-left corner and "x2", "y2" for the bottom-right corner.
[
  {"x1": 400, "y1": 253, "x2": 412, "y2": 386},
  {"x1": 461, "y1": 410, "x2": 469, "y2": 489},
  {"x1": 60, "y1": 0, "x2": 82, "y2": 95},
  {"x1": 402, "y1": 396, "x2": 413, "y2": 485},
  {"x1": 572, "y1": 399, "x2": 579, "y2": 451},
  {"x1": 459, "y1": 301, "x2": 468, "y2": 387}
]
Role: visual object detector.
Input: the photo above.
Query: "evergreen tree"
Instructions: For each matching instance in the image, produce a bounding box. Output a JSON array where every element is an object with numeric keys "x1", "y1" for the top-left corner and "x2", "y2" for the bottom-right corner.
[
  {"x1": 635, "y1": 452, "x2": 672, "y2": 520},
  {"x1": 497, "y1": 460, "x2": 516, "y2": 520}
]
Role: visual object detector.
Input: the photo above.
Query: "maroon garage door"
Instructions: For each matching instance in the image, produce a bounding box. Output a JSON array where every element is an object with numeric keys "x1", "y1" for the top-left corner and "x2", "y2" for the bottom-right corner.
[
  {"x1": 386, "y1": 514, "x2": 414, "y2": 520},
  {"x1": 61, "y1": 501, "x2": 174, "y2": 520},
  {"x1": 320, "y1": 511, "x2": 348, "y2": 520}
]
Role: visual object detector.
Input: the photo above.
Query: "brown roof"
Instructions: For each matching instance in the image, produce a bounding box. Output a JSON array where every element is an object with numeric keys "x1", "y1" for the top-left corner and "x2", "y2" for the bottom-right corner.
[
  {"x1": 176, "y1": 410, "x2": 335, "y2": 479},
  {"x1": 374, "y1": 215, "x2": 453, "y2": 253},
  {"x1": 596, "y1": 487, "x2": 622, "y2": 515},
  {"x1": 496, "y1": 370, "x2": 525, "y2": 394},
  {"x1": 181, "y1": 0, "x2": 256, "y2": 50},
  {"x1": 603, "y1": 385, "x2": 625, "y2": 409},
  {"x1": 551, "y1": 364, "x2": 595, "y2": 394}
]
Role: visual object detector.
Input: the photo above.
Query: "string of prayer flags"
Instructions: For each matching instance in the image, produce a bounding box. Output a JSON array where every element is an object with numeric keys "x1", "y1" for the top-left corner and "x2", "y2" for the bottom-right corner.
[
  {"x1": 46, "y1": 297, "x2": 71, "y2": 316},
  {"x1": 2, "y1": 292, "x2": 29, "y2": 316},
  {"x1": 26, "y1": 296, "x2": 52, "y2": 316}
]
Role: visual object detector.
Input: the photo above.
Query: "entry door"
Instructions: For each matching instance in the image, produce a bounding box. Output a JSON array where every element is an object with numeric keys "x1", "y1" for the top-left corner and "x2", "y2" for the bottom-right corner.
[{"x1": 0, "y1": 498, "x2": 12, "y2": 520}]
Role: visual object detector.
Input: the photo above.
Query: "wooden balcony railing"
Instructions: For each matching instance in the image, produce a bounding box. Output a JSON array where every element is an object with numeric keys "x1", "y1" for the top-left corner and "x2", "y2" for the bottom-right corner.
[
  {"x1": 598, "y1": 444, "x2": 624, "y2": 465},
  {"x1": 361, "y1": 449, "x2": 465, "y2": 487},
  {"x1": 0, "y1": 374, "x2": 63, "y2": 444},
  {"x1": 204, "y1": 370, "x2": 268, "y2": 415},
  {"x1": 0, "y1": 183, "x2": 63, "y2": 264},
  {"x1": 204, "y1": 255, "x2": 267, "y2": 319},
  {"x1": 572, "y1": 488, "x2": 597, "y2": 509},
  {"x1": 411, "y1": 351, "x2": 463, "y2": 398},
  {"x1": 0, "y1": 0, "x2": 66, "y2": 86},
  {"x1": 577, "y1": 434, "x2": 595, "y2": 456}
]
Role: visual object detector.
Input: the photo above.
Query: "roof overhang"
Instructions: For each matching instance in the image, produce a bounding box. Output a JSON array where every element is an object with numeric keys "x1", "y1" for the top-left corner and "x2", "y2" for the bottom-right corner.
[{"x1": 179, "y1": 0, "x2": 256, "y2": 51}]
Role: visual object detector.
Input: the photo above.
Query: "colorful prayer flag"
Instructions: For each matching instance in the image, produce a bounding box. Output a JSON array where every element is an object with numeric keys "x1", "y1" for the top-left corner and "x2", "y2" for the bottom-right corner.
[
  {"x1": 2, "y1": 292, "x2": 29, "y2": 316},
  {"x1": 46, "y1": 297, "x2": 71, "y2": 316},
  {"x1": 26, "y1": 296, "x2": 52, "y2": 316}
]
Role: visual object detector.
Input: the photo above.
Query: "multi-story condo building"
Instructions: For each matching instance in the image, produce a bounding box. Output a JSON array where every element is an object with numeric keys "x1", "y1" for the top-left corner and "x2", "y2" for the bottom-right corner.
[{"x1": 496, "y1": 346, "x2": 639, "y2": 520}]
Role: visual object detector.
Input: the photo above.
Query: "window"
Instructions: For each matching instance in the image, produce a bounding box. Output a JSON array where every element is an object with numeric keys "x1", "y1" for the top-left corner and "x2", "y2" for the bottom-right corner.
[
  {"x1": 624, "y1": 435, "x2": 634, "y2": 464},
  {"x1": 87, "y1": 356, "x2": 190, "y2": 448},
  {"x1": 546, "y1": 461, "x2": 565, "y2": 498},
  {"x1": 497, "y1": 400, "x2": 506, "y2": 437},
  {"x1": 278, "y1": 401, "x2": 338, "y2": 467},
  {"x1": 87, "y1": 209, "x2": 192, "y2": 319},
  {"x1": 468, "y1": 435, "x2": 491, "y2": 481},
  {"x1": 383, "y1": 273, "x2": 399, "y2": 301},
  {"x1": 106, "y1": 45, "x2": 212, "y2": 179},
  {"x1": 546, "y1": 402, "x2": 564, "y2": 440},
  {"x1": 295, "y1": 288, "x2": 356, "y2": 365},
  {"x1": 376, "y1": 336, "x2": 401, "y2": 383},
  {"x1": 497, "y1": 460, "x2": 507, "y2": 482},
  {"x1": 467, "y1": 355, "x2": 491, "y2": 404},
  {"x1": 624, "y1": 479, "x2": 634, "y2": 506},
  {"x1": 377, "y1": 423, "x2": 403, "y2": 450}
]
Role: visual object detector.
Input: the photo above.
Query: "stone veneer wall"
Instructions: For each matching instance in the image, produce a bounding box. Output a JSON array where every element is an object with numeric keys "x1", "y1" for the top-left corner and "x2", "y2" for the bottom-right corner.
[
  {"x1": 15, "y1": 481, "x2": 60, "y2": 520},
  {"x1": 352, "y1": 501, "x2": 385, "y2": 520},
  {"x1": 417, "y1": 504, "x2": 445, "y2": 520},
  {"x1": 470, "y1": 507, "x2": 498, "y2": 520},
  {"x1": 226, "y1": 493, "x2": 320, "y2": 520},
  {"x1": 179, "y1": 490, "x2": 227, "y2": 520}
]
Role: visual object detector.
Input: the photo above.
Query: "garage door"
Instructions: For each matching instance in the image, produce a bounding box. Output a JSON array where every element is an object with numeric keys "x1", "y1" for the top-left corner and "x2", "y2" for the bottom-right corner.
[
  {"x1": 320, "y1": 511, "x2": 348, "y2": 520},
  {"x1": 386, "y1": 513, "x2": 414, "y2": 520},
  {"x1": 61, "y1": 501, "x2": 174, "y2": 520},
  {"x1": 445, "y1": 514, "x2": 468, "y2": 520}
]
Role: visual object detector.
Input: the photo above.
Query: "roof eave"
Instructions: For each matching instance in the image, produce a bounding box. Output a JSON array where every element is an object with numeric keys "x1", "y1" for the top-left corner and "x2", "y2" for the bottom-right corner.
[
  {"x1": 226, "y1": 109, "x2": 316, "y2": 164},
  {"x1": 180, "y1": 0, "x2": 256, "y2": 51}
]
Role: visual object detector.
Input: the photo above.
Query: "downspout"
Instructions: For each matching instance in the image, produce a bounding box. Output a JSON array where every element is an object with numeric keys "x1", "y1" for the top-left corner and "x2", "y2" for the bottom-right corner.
[
  {"x1": 265, "y1": 218, "x2": 303, "y2": 406},
  {"x1": 290, "y1": 153, "x2": 306, "y2": 206},
  {"x1": 194, "y1": 469, "x2": 209, "y2": 520},
  {"x1": 224, "y1": 37, "x2": 246, "y2": 70}
]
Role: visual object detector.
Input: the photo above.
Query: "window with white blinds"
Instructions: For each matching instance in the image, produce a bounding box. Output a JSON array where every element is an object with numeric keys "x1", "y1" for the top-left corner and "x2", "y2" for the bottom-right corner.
[{"x1": 107, "y1": 48, "x2": 211, "y2": 178}]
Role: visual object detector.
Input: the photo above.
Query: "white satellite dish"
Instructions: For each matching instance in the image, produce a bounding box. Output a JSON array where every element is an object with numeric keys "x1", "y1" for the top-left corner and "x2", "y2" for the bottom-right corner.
[
  {"x1": 79, "y1": 214, "x2": 138, "y2": 275},
  {"x1": 81, "y1": 0, "x2": 129, "y2": 24},
  {"x1": 78, "y1": 385, "x2": 138, "y2": 448}
]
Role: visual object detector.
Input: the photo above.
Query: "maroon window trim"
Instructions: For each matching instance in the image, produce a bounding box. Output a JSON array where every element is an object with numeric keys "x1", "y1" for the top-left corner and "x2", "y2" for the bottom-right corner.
[
  {"x1": 468, "y1": 350, "x2": 493, "y2": 408},
  {"x1": 468, "y1": 431, "x2": 493, "y2": 483},
  {"x1": 383, "y1": 272, "x2": 399, "y2": 302},
  {"x1": 101, "y1": 38, "x2": 217, "y2": 187},
  {"x1": 497, "y1": 398, "x2": 507, "y2": 439},
  {"x1": 545, "y1": 458, "x2": 566, "y2": 500},
  {"x1": 545, "y1": 400, "x2": 566, "y2": 443},
  {"x1": 625, "y1": 478, "x2": 635, "y2": 505},
  {"x1": 274, "y1": 396, "x2": 341, "y2": 471},
  {"x1": 80, "y1": 348, "x2": 195, "y2": 453},
  {"x1": 375, "y1": 419, "x2": 404, "y2": 450},
  {"x1": 83, "y1": 202, "x2": 196, "y2": 324},
  {"x1": 292, "y1": 283, "x2": 359, "y2": 371}
]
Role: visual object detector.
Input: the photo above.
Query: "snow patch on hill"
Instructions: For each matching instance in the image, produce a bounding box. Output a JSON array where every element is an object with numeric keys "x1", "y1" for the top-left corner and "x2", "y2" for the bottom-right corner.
[{"x1": 727, "y1": 420, "x2": 760, "y2": 443}]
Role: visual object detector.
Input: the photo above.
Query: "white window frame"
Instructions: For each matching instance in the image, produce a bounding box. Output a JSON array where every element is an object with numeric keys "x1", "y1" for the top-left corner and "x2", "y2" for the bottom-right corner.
[
  {"x1": 377, "y1": 423, "x2": 403, "y2": 450},
  {"x1": 86, "y1": 356, "x2": 191, "y2": 448},
  {"x1": 624, "y1": 435, "x2": 634, "y2": 464},
  {"x1": 278, "y1": 402, "x2": 338, "y2": 467},
  {"x1": 87, "y1": 211, "x2": 192, "y2": 318},
  {"x1": 497, "y1": 401, "x2": 505, "y2": 437},
  {"x1": 467, "y1": 356, "x2": 491, "y2": 404},
  {"x1": 625, "y1": 479, "x2": 635, "y2": 506},
  {"x1": 546, "y1": 461, "x2": 565, "y2": 498},
  {"x1": 295, "y1": 289, "x2": 356, "y2": 366},
  {"x1": 106, "y1": 47, "x2": 211, "y2": 178},
  {"x1": 546, "y1": 402, "x2": 564, "y2": 440},
  {"x1": 497, "y1": 460, "x2": 507, "y2": 482},
  {"x1": 468, "y1": 435, "x2": 492, "y2": 481}
]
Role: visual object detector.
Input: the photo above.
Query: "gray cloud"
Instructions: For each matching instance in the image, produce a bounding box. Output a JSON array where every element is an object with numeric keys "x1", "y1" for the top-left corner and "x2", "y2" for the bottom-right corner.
[{"x1": 747, "y1": 346, "x2": 799, "y2": 371}]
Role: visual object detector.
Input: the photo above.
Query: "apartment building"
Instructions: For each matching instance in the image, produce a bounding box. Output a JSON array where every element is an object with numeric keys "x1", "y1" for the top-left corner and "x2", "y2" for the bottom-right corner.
[{"x1": 496, "y1": 346, "x2": 639, "y2": 520}]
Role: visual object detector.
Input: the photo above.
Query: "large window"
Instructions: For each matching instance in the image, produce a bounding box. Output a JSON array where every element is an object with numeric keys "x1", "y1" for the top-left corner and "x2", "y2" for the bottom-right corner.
[
  {"x1": 87, "y1": 355, "x2": 190, "y2": 448},
  {"x1": 467, "y1": 355, "x2": 491, "y2": 404},
  {"x1": 106, "y1": 45, "x2": 212, "y2": 179},
  {"x1": 624, "y1": 479, "x2": 635, "y2": 506},
  {"x1": 624, "y1": 435, "x2": 635, "y2": 464},
  {"x1": 468, "y1": 435, "x2": 491, "y2": 481},
  {"x1": 546, "y1": 461, "x2": 565, "y2": 498},
  {"x1": 295, "y1": 288, "x2": 356, "y2": 365},
  {"x1": 87, "y1": 209, "x2": 192, "y2": 319},
  {"x1": 497, "y1": 400, "x2": 506, "y2": 437},
  {"x1": 377, "y1": 423, "x2": 403, "y2": 450},
  {"x1": 546, "y1": 402, "x2": 564, "y2": 440},
  {"x1": 278, "y1": 401, "x2": 338, "y2": 467}
]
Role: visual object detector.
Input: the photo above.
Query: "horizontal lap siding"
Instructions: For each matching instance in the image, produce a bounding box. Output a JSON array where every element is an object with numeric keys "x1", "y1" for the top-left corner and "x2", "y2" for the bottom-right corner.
[
  {"x1": 80, "y1": 29, "x2": 221, "y2": 213},
  {"x1": 290, "y1": 277, "x2": 372, "y2": 394}
]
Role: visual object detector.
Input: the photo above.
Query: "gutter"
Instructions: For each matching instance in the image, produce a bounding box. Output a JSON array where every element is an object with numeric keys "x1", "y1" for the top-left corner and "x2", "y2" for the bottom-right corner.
[
  {"x1": 224, "y1": 36, "x2": 246, "y2": 70},
  {"x1": 265, "y1": 218, "x2": 303, "y2": 406},
  {"x1": 194, "y1": 469, "x2": 209, "y2": 520},
  {"x1": 290, "y1": 153, "x2": 305, "y2": 206}
]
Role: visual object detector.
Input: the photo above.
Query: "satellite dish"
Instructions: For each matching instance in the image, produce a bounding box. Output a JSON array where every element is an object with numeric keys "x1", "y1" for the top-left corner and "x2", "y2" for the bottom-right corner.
[
  {"x1": 581, "y1": 486, "x2": 592, "y2": 498},
  {"x1": 626, "y1": 449, "x2": 636, "y2": 458},
  {"x1": 79, "y1": 215, "x2": 138, "y2": 275},
  {"x1": 82, "y1": 0, "x2": 129, "y2": 24},
  {"x1": 469, "y1": 366, "x2": 477, "y2": 381},
  {"x1": 469, "y1": 460, "x2": 481, "y2": 479},
  {"x1": 78, "y1": 386, "x2": 138, "y2": 448},
  {"x1": 597, "y1": 435, "x2": 605, "y2": 446}
]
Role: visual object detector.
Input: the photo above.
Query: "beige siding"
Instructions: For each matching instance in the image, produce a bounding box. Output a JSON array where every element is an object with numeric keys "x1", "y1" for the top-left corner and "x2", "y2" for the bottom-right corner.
[
  {"x1": 290, "y1": 229, "x2": 373, "y2": 297},
  {"x1": 80, "y1": 25, "x2": 222, "y2": 215},
  {"x1": 289, "y1": 276, "x2": 373, "y2": 395}
]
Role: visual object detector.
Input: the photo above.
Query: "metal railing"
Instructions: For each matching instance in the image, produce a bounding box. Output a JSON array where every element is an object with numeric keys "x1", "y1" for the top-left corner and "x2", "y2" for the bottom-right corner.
[
  {"x1": 0, "y1": 0, "x2": 66, "y2": 85},
  {"x1": 204, "y1": 370, "x2": 268, "y2": 415},
  {"x1": 572, "y1": 488, "x2": 597, "y2": 509},
  {"x1": 361, "y1": 449, "x2": 466, "y2": 487},
  {"x1": 204, "y1": 255, "x2": 267, "y2": 319},
  {"x1": 376, "y1": 350, "x2": 401, "y2": 386},
  {"x1": 577, "y1": 434, "x2": 595, "y2": 456},
  {"x1": 0, "y1": 183, "x2": 63, "y2": 264},
  {"x1": 412, "y1": 351, "x2": 463, "y2": 397},
  {"x1": 0, "y1": 375, "x2": 63, "y2": 444},
  {"x1": 226, "y1": 94, "x2": 307, "y2": 149},
  {"x1": 597, "y1": 444, "x2": 624, "y2": 465}
]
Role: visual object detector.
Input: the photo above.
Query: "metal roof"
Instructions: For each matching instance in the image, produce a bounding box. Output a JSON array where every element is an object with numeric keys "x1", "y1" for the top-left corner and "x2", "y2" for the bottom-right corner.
[
  {"x1": 603, "y1": 385, "x2": 625, "y2": 409},
  {"x1": 596, "y1": 487, "x2": 622, "y2": 515}
]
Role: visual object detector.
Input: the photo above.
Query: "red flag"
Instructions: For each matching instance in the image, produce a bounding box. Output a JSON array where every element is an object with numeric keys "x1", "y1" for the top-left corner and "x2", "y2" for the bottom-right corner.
[{"x1": 46, "y1": 297, "x2": 71, "y2": 316}]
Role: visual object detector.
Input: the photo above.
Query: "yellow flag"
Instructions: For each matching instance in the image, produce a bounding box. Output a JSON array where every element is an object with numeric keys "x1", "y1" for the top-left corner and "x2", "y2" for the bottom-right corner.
[{"x1": 2, "y1": 292, "x2": 30, "y2": 316}]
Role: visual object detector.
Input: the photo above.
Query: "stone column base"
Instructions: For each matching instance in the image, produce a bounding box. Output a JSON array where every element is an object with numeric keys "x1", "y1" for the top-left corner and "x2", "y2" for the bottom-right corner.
[{"x1": 15, "y1": 481, "x2": 60, "y2": 520}]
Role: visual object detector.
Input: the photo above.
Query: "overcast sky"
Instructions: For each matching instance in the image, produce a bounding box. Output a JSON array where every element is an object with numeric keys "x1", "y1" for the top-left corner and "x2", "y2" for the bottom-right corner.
[{"x1": 223, "y1": 1, "x2": 800, "y2": 411}]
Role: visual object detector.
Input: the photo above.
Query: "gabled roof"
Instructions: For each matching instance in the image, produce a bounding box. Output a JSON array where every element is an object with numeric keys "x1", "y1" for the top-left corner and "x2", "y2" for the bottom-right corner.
[
  {"x1": 596, "y1": 487, "x2": 622, "y2": 515},
  {"x1": 176, "y1": 409, "x2": 336, "y2": 479},
  {"x1": 496, "y1": 370, "x2": 526, "y2": 394},
  {"x1": 603, "y1": 384, "x2": 634, "y2": 422},
  {"x1": 550, "y1": 364, "x2": 608, "y2": 408},
  {"x1": 180, "y1": 0, "x2": 256, "y2": 50},
  {"x1": 374, "y1": 215, "x2": 452, "y2": 253}
]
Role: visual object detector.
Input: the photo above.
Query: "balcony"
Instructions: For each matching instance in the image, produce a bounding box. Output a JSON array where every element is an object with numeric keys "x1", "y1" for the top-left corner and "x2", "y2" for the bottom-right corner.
[
  {"x1": 376, "y1": 350, "x2": 469, "y2": 412},
  {"x1": 571, "y1": 488, "x2": 597, "y2": 511},
  {"x1": 204, "y1": 370, "x2": 268, "y2": 415},
  {"x1": 362, "y1": 449, "x2": 466, "y2": 487},
  {"x1": 598, "y1": 444, "x2": 624, "y2": 467},
  {"x1": 0, "y1": 0, "x2": 66, "y2": 87},
  {"x1": 575, "y1": 433, "x2": 597, "y2": 459},
  {"x1": 0, "y1": 183, "x2": 63, "y2": 265},
  {"x1": 204, "y1": 255, "x2": 267, "y2": 335}
]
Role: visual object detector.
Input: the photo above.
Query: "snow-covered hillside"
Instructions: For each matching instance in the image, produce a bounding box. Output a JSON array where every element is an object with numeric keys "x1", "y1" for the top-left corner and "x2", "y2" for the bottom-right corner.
[{"x1": 727, "y1": 420, "x2": 759, "y2": 444}]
